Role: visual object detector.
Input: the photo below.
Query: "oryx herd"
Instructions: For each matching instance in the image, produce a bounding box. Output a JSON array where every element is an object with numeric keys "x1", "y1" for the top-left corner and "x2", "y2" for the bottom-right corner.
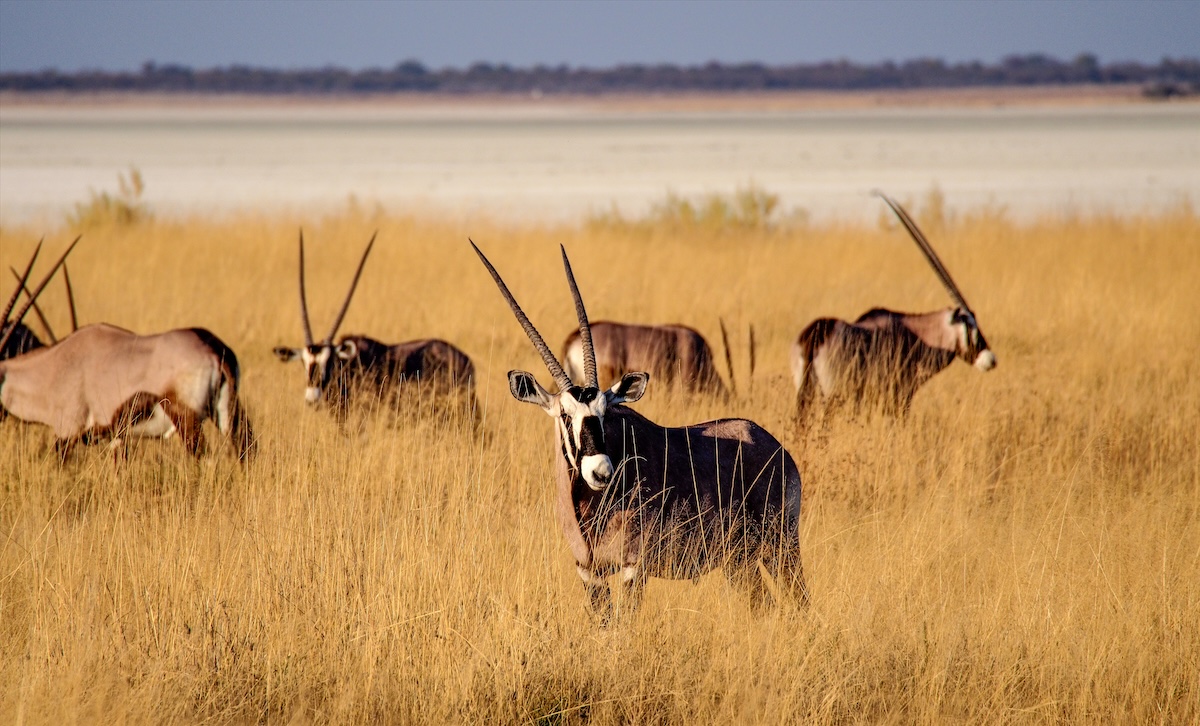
[{"x1": 1, "y1": 192, "x2": 994, "y2": 621}]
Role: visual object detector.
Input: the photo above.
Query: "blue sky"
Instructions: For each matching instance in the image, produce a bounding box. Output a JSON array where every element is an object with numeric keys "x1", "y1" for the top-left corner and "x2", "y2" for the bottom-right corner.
[{"x1": 1, "y1": 0, "x2": 1196, "y2": 73}]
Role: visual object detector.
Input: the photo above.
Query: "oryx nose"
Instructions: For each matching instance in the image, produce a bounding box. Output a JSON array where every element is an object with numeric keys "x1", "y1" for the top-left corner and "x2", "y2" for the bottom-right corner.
[
  {"x1": 581, "y1": 454, "x2": 614, "y2": 491},
  {"x1": 974, "y1": 350, "x2": 997, "y2": 371},
  {"x1": 304, "y1": 387, "x2": 322, "y2": 404}
]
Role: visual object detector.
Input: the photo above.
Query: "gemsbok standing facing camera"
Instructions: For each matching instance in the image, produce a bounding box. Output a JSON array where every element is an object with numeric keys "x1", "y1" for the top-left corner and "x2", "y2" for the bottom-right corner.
[
  {"x1": 273, "y1": 232, "x2": 477, "y2": 420},
  {"x1": 561, "y1": 321, "x2": 730, "y2": 397},
  {"x1": 472, "y1": 241, "x2": 808, "y2": 622},
  {"x1": 792, "y1": 191, "x2": 997, "y2": 420},
  {"x1": 0, "y1": 238, "x2": 256, "y2": 462}
]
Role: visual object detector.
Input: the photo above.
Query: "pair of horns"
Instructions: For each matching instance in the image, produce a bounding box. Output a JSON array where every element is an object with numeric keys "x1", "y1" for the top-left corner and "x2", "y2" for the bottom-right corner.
[
  {"x1": 7, "y1": 262, "x2": 78, "y2": 345},
  {"x1": 0, "y1": 236, "x2": 82, "y2": 354},
  {"x1": 297, "y1": 230, "x2": 377, "y2": 347},
  {"x1": 873, "y1": 191, "x2": 972, "y2": 312},
  {"x1": 471, "y1": 240, "x2": 597, "y2": 390}
]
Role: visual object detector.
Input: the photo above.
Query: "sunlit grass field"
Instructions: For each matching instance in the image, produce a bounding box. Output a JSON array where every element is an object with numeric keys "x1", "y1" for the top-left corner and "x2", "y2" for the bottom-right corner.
[{"x1": 1, "y1": 198, "x2": 1198, "y2": 723}]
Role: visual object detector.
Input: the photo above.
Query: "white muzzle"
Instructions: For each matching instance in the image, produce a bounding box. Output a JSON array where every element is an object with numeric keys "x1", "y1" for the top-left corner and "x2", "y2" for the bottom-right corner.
[
  {"x1": 305, "y1": 386, "x2": 322, "y2": 404},
  {"x1": 580, "y1": 454, "x2": 614, "y2": 491},
  {"x1": 974, "y1": 350, "x2": 997, "y2": 371}
]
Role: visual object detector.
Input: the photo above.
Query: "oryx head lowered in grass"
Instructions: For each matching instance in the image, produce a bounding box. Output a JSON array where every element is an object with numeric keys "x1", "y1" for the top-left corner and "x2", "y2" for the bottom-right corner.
[
  {"x1": 273, "y1": 230, "x2": 377, "y2": 406},
  {"x1": 792, "y1": 191, "x2": 996, "y2": 419},
  {"x1": 4, "y1": 262, "x2": 80, "y2": 359},
  {"x1": 1, "y1": 237, "x2": 80, "y2": 359},
  {"x1": 472, "y1": 240, "x2": 807, "y2": 623}
]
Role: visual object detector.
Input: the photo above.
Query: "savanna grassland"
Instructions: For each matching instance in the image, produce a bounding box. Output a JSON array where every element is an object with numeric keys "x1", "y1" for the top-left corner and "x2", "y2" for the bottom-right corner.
[{"x1": 1, "y1": 197, "x2": 1198, "y2": 724}]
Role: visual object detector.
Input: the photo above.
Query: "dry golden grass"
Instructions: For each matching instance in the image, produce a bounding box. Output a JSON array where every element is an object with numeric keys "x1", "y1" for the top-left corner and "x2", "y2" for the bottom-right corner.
[{"x1": 1, "y1": 200, "x2": 1198, "y2": 724}]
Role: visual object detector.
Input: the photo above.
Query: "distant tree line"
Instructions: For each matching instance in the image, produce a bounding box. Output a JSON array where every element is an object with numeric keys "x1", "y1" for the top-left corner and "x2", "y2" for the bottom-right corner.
[{"x1": 3, "y1": 54, "x2": 1198, "y2": 95}]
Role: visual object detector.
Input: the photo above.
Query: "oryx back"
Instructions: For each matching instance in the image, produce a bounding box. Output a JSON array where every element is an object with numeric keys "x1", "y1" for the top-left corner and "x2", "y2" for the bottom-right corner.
[
  {"x1": 329, "y1": 335, "x2": 477, "y2": 414},
  {"x1": 563, "y1": 321, "x2": 726, "y2": 395}
]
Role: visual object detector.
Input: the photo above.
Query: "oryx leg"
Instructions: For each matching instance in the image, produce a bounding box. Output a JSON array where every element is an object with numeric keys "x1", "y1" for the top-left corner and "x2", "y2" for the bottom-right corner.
[
  {"x1": 53, "y1": 437, "x2": 78, "y2": 464},
  {"x1": 576, "y1": 565, "x2": 614, "y2": 625},
  {"x1": 161, "y1": 401, "x2": 206, "y2": 458},
  {"x1": 616, "y1": 564, "x2": 647, "y2": 619},
  {"x1": 725, "y1": 560, "x2": 770, "y2": 613},
  {"x1": 794, "y1": 372, "x2": 818, "y2": 424},
  {"x1": 760, "y1": 543, "x2": 810, "y2": 609},
  {"x1": 106, "y1": 392, "x2": 166, "y2": 463}
]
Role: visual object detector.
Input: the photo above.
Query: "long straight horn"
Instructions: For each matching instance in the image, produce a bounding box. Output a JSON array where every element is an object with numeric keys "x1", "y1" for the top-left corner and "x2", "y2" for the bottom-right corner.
[
  {"x1": 63, "y1": 263, "x2": 78, "y2": 332},
  {"x1": 298, "y1": 230, "x2": 314, "y2": 347},
  {"x1": 2, "y1": 239, "x2": 42, "y2": 326},
  {"x1": 324, "y1": 231, "x2": 377, "y2": 344},
  {"x1": 873, "y1": 190, "x2": 971, "y2": 311},
  {"x1": 559, "y1": 245, "x2": 597, "y2": 387},
  {"x1": 0, "y1": 236, "x2": 81, "y2": 355},
  {"x1": 719, "y1": 317, "x2": 736, "y2": 396},
  {"x1": 470, "y1": 239, "x2": 572, "y2": 390},
  {"x1": 8, "y1": 266, "x2": 57, "y2": 343},
  {"x1": 748, "y1": 323, "x2": 756, "y2": 392}
]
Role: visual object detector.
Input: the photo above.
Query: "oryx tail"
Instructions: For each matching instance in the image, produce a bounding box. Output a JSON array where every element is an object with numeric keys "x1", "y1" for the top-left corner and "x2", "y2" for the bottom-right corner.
[{"x1": 191, "y1": 328, "x2": 256, "y2": 461}]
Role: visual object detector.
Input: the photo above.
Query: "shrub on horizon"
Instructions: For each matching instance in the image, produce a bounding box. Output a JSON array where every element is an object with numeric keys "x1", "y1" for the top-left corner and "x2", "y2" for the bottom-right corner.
[
  {"x1": 66, "y1": 167, "x2": 151, "y2": 230},
  {"x1": 587, "y1": 184, "x2": 807, "y2": 238}
]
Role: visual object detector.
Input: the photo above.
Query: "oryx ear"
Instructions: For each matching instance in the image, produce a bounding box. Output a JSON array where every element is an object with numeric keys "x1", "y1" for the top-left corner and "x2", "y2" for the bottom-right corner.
[
  {"x1": 508, "y1": 370, "x2": 556, "y2": 411},
  {"x1": 336, "y1": 339, "x2": 358, "y2": 360},
  {"x1": 273, "y1": 346, "x2": 300, "y2": 363},
  {"x1": 607, "y1": 371, "x2": 649, "y2": 405}
]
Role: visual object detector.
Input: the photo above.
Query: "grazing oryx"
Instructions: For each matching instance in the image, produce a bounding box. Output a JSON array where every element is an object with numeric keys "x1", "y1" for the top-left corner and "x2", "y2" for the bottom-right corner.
[
  {"x1": 562, "y1": 321, "x2": 729, "y2": 397},
  {"x1": 272, "y1": 232, "x2": 477, "y2": 419},
  {"x1": 473, "y1": 241, "x2": 808, "y2": 622},
  {"x1": 792, "y1": 192, "x2": 996, "y2": 420},
  {"x1": 0, "y1": 239, "x2": 256, "y2": 462}
]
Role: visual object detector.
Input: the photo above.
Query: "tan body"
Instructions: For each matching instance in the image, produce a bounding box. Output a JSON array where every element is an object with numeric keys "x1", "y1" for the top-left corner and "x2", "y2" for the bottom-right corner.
[
  {"x1": 0, "y1": 323, "x2": 255, "y2": 460},
  {"x1": 562, "y1": 321, "x2": 727, "y2": 396}
]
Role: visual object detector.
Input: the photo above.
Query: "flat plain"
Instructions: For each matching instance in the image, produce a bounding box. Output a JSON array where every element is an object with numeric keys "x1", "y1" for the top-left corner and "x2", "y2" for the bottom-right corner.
[
  {"x1": 1, "y1": 93, "x2": 1198, "y2": 723},
  {"x1": 2, "y1": 89, "x2": 1197, "y2": 224}
]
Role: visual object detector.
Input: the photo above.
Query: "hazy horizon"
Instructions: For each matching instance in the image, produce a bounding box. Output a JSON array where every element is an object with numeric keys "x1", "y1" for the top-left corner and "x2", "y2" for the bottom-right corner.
[{"x1": 2, "y1": 1, "x2": 1197, "y2": 75}]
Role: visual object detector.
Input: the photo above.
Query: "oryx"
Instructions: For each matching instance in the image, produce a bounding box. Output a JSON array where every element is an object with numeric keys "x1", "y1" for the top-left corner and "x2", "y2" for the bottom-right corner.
[
  {"x1": 561, "y1": 321, "x2": 729, "y2": 396},
  {"x1": 272, "y1": 232, "x2": 477, "y2": 420},
  {"x1": 472, "y1": 241, "x2": 808, "y2": 622},
  {"x1": 792, "y1": 192, "x2": 996, "y2": 420},
  {"x1": 1, "y1": 240, "x2": 256, "y2": 462}
]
